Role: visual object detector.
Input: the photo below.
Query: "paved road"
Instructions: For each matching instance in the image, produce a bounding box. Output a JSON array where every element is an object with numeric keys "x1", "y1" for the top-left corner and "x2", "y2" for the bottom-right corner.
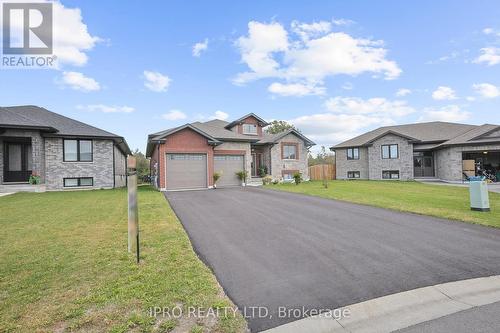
[
  {"x1": 165, "y1": 187, "x2": 500, "y2": 332},
  {"x1": 397, "y1": 301, "x2": 500, "y2": 333}
]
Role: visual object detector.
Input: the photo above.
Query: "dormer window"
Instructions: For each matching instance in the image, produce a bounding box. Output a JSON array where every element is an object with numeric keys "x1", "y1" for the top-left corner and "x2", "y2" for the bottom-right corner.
[{"x1": 242, "y1": 123, "x2": 258, "y2": 135}]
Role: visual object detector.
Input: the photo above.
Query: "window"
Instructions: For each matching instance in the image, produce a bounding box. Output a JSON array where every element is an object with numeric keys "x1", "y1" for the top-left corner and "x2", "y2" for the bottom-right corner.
[
  {"x1": 347, "y1": 148, "x2": 359, "y2": 160},
  {"x1": 64, "y1": 177, "x2": 93, "y2": 187},
  {"x1": 347, "y1": 171, "x2": 360, "y2": 179},
  {"x1": 167, "y1": 154, "x2": 204, "y2": 160},
  {"x1": 214, "y1": 155, "x2": 243, "y2": 161},
  {"x1": 381, "y1": 144, "x2": 398, "y2": 159},
  {"x1": 242, "y1": 124, "x2": 257, "y2": 135},
  {"x1": 282, "y1": 144, "x2": 298, "y2": 160},
  {"x1": 382, "y1": 170, "x2": 400, "y2": 179},
  {"x1": 64, "y1": 139, "x2": 93, "y2": 162},
  {"x1": 283, "y1": 172, "x2": 294, "y2": 181}
]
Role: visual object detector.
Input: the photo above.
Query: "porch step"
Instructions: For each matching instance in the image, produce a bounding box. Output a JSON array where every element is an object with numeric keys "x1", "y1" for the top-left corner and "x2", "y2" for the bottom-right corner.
[
  {"x1": 0, "y1": 184, "x2": 46, "y2": 193},
  {"x1": 247, "y1": 177, "x2": 263, "y2": 186}
]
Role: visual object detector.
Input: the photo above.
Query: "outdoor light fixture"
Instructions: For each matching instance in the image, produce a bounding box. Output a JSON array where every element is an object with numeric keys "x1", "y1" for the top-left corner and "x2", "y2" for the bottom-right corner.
[{"x1": 483, "y1": 151, "x2": 488, "y2": 154}]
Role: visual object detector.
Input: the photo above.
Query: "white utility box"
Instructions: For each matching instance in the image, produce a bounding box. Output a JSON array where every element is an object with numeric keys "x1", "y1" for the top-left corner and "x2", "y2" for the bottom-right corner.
[{"x1": 469, "y1": 180, "x2": 490, "y2": 212}]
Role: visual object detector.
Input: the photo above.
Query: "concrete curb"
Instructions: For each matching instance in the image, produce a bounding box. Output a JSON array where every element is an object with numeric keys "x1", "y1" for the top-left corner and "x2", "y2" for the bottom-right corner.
[{"x1": 261, "y1": 275, "x2": 500, "y2": 333}]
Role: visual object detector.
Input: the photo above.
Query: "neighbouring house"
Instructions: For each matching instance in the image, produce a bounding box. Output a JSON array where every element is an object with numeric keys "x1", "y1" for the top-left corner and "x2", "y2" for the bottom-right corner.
[
  {"x1": 0, "y1": 105, "x2": 131, "y2": 190},
  {"x1": 146, "y1": 113, "x2": 315, "y2": 190},
  {"x1": 331, "y1": 121, "x2": 500, "y2": 182}
]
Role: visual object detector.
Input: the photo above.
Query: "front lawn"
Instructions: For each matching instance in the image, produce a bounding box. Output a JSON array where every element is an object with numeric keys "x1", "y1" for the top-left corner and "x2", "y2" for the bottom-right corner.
[
  {"x1": 0, "y1": 186, "x2": 245, "y2": 333},
  {"x1": 267, "y1": 181, "x2": 500, "y2": 228}
]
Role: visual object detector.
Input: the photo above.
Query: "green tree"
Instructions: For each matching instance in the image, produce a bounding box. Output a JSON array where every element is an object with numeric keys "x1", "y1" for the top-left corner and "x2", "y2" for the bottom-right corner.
[
  {"x1": 265, "y1": 120, "x2": 296, "y2": 134},
  {"x1": 133, "y1": 149, "x2": 150, "y2": 181},
  {"x1": 308, "y1": 146, "x2": 335, "y2": 166}
]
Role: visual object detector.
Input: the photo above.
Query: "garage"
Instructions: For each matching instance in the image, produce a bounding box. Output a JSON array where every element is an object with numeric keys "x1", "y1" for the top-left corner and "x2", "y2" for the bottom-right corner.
[
  {"x1": 166, "y1": 153, "x2": 207, "y2": 190},
  {"x1": 214, "y1": 155, "x2": 244, "y2": 187},
  {"x1": 463, "y1": 150, "x2": 500, "y2": 182}
]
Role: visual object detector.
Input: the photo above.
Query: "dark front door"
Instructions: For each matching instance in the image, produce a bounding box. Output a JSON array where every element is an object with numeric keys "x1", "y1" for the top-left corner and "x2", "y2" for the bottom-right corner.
[
  {"x1": 413, "y1": 152, "x2": 434, "y2": 178},
  {"x1": 3, "y1": 142, "x2": 32, "y2": 182}
]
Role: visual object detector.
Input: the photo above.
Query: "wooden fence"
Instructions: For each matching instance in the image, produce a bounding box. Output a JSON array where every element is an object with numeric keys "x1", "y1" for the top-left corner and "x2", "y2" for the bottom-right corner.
[{"x1": 308, "y1": 164, "x2": 336, "y2": 180}]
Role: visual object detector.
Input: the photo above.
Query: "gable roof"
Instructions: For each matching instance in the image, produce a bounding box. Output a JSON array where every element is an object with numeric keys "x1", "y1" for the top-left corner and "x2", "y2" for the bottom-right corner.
[
  {"x1": 1, "y1": 105, "x2": 131, "y2": 154},
  {"x1": 331, "y1": 121, "x2": 479, "y2": 149},
  {"x1": 257, "y1": 129, "x2": 316, "y2": 146},
  {"x1": 224, "y1": 113, "x2": 269, "y2": 129}
]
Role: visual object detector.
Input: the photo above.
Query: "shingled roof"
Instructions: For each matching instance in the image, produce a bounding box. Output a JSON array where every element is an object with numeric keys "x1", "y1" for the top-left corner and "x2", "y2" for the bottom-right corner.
[
  {"x1": 331, "y1": 121, "x2": 482, "y2": 149},
  {"x1": 1, "y1": 105, "x2": 131, "y2": 154},
  {"x1": 146, "y1": 115, "x2": 315, "y2": 156}
]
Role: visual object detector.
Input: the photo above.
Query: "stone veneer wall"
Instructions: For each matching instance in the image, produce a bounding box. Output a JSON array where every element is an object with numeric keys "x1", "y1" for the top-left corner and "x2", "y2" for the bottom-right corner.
[
  {"x1": 45, "y1": 138, "x2": 114, "y2": 190},
  {"x1": 270, "y1": 133, "x2": 309, "y2": 180},
  {"x1": 435, "y1": 144, "x2": 500, "y2": 181},
  {"x1": 368, "y1": 134, "x2": 414, "y2": 180},
  {"x1": 114, "y1": 145, "x2": 127, "y2": 187},
  {"x1": 0, "y1": 129, "x2": 45, "y2": 184},
  {"x1": 335, "y1": 147, "x2": 369, "y2": 179}
]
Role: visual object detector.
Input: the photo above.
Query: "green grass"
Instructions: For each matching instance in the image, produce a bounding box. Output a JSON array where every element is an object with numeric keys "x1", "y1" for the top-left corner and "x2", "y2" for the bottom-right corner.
[
  {"x1": 267, "y1": 180, "x2": 500, "y2": 228},
  {"x1": 0, "y1": 186, "x2": 246, "y2": 333}
]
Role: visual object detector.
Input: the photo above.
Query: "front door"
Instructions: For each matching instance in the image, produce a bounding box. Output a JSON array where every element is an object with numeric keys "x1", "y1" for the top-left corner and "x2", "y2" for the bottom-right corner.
[
  {"x1": 251, "y1": 153, "x2": 262, "y2": 177},
  {"x1": 3, "y1": 142, "x2": 32, "y2": 182},
  {"x1": 413, "y1": 152, "x2": 434, "y2": 177}
]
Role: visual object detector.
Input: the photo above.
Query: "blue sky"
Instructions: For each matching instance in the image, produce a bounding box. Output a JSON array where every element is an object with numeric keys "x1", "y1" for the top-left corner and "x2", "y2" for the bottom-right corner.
[{"x1": 2, "y1": 0, "x2": 500, "y2": 154}]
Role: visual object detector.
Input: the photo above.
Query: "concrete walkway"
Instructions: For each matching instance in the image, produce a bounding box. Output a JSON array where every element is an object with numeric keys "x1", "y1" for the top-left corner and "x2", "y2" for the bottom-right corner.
[{"x1": 263, "y1": 275, "x2": 500, "y2": 333}]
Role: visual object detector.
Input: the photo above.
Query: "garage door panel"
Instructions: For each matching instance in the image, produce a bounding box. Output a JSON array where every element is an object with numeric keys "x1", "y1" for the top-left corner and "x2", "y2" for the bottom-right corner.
[
  {"x1": 214, "y1": 155, "x2": 244, "y2": 187},
  {"x1": 166, "y1": 154, "x2": 207, "y2": 190}
]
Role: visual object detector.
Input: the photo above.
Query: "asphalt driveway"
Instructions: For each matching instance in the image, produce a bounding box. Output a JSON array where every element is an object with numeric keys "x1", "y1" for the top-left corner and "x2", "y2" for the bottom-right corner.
[{"x1": 164, "y1": 187, "x2": 500, "y2": 332}]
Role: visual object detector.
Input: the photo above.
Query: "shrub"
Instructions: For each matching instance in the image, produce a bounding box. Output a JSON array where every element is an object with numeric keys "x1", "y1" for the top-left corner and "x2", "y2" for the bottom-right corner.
[
  {"x1": 213, "y1": 172, "x2": 221, "y2": 185},
  {"x1": 262, "y1": 175, "x2": 273, "y2": 185},
  {"x1": 258, "y1": 166, "x2": 268, "y2": 177},
  {"x1": 29, "y1": 173, "x2": 40, "y2": 185},
  {"x1": 235, "y1": 170, "x2": 248, "y2": 183},
  {"x1": 293, "y1": 172, "x2": 302, "y2": 185}
]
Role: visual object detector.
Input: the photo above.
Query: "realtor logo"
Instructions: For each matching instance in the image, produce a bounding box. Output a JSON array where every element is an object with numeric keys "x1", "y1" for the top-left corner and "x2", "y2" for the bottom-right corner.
[
  {"x1": 2, "y1": 2, "x2": 53, "y2": 54},
  {"x1": 2, "y1": 2, "x2": 55, "y2": 68}
]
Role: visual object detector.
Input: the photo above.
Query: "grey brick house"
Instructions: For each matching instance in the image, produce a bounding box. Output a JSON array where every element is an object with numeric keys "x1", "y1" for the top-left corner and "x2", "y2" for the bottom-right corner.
[
  {"x1": 0, "y1": 106, "x2": 130, "y2": 190},
  {"x1": 331, "y1": 121, "x2": 500, "y2": 182},
  {"x1": 146, "y1": 113, "x2": 315, "y2": 190}
]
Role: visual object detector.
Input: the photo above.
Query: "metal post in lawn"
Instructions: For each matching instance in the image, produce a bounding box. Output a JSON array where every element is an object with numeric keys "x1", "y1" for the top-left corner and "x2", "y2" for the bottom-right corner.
[{"x1": 127, "y1": 155, "x2": 140, "y2": 263}]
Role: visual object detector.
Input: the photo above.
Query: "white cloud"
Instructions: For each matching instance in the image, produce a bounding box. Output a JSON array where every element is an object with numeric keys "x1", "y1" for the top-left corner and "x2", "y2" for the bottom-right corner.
[
  {"x1": 192, "y1": 38, "x2": 209, "y2": 57},
  {"x1": 332, "y1": 18, "x2": 355, "y2": 26},
  {"x1": 472, "y1": 83, "x2": 500, "y2": 98},
  {"x1": 233, "y1": 20, "x2": 401, "y2": 89},
  {"x1": 418, "y1": 105, "x2": 470, "y2": 122},
  {"x1": 77, "y1": 104, "x2": 134, "y2": 113},
  {"x1": 59, "y1": 71, "x2": 100, "y2": 92},
  {"x1": 432, "y1": 86, "x2": 457, "y2": 100},
  {"x1": 324, "y1": 96, "x2": 415, "y2": 117},
  {"x1": 466, "y1": 96, "x2": 476, "y2": 102},
  {"x1": 211, "y1": 110, "x2": 229, "y2": 120},
  {"x1": 161, "y1": 109, "x2": 187, "y2": 121},
  {"x1": 234, "y1": 21, "x2": 289, "y2": 84},
  {"x1": 143, "y1": 71, "x2": 171, "y2": 92},
  {"x1": 291, "y1": 20, "x2": 332, "y2": 41},
  {"x1": 268, "y1": 82, "x2": 325, "y2": 97},
  {"x1": 288, "y1": 113, "x2": 394, "y2": 146},
  {"x1": 482, "y1": 27, "x2": 500, "y2": 36},
  {"x1": 473, "y1": 47, "x2": 500, "y2": 66},
  {"x1": 396, "y1": 88, "x2": 411, "y2": 97}
]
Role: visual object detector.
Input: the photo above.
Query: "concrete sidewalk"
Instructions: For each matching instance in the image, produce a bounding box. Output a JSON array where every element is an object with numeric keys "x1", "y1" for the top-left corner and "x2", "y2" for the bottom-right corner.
[{"x1": 263, "y1": 275, "x2": 500, "y2": 333}]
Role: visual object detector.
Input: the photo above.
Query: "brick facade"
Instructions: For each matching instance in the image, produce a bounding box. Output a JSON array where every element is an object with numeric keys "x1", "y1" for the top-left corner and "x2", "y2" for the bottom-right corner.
[
  {"x1": 368, "y1": 134, "x2": 414, "y2": 180},
  {"x1": 157, "y1": 128, "x2": 214, "y2": 189},
  {"x1": 45, "y1": 138, "x2": 115, "y2": 189},
  {"x1": 335, "y1": 147, "x2": 369, "y2": 180},
  {"x1": 270, "y1": 133, "x2": 309, "y2": 180}
]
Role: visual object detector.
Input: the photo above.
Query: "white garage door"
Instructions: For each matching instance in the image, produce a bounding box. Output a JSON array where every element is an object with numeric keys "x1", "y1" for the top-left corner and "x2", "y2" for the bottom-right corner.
[
  {"x1": 214, "y1": 155, "x2": 244, "y2": 187},
  {"x1": 166, "y1": 153, "x2": 207, "y2": 190}
]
